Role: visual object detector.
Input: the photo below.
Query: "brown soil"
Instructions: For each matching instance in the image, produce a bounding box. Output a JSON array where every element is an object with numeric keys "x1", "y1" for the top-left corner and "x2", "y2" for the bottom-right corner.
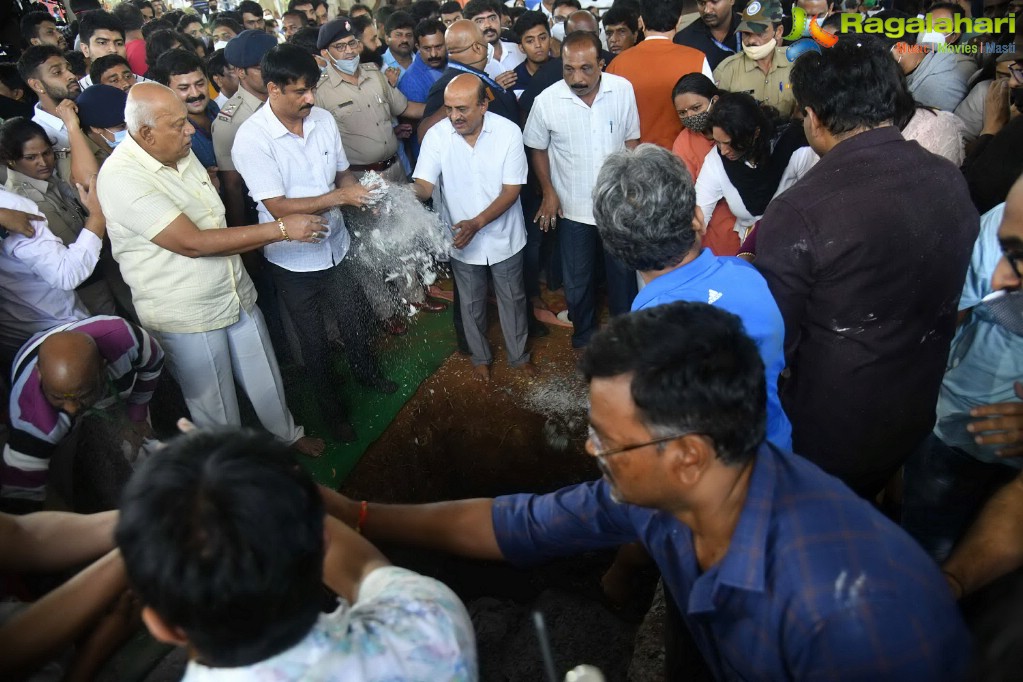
[{"x1": 339, "y1": 313, "x2": 659, "y2": 681}]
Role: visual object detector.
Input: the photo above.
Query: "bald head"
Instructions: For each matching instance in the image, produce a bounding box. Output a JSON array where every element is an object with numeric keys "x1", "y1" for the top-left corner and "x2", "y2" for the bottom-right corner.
[
  {"x1": 125, "y1": 82, "x2": 183, "y2": 134},
  {"x1": 125, "y1": 81, "x2": 195, "y2": 164},
  {"x1": 446, "y1": 73, "x2": 485, "y2": 102},
  {"x1": 444, "y1": 73, "x2": 488, "y2": 137},
  {"x1": 37, "y1": 332, "x2": 106, "y2": 416},
  {"x1": 446, "y1": 19, "x2": 488, "y2": 68},
  {"x1": 566, "y1": 10, "x2": 598, "y2": 34}
]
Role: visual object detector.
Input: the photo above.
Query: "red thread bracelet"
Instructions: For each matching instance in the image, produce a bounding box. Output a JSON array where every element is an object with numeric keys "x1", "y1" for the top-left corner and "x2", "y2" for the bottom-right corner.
[{"x1": 356, "y1": 500, "x2": 369, "y2": 534}]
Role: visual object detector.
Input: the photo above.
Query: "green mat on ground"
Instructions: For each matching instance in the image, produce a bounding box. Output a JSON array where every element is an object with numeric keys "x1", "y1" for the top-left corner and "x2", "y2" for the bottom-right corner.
[{"x1": 284, "y1": 307, "x2": 455, "y2": 488}]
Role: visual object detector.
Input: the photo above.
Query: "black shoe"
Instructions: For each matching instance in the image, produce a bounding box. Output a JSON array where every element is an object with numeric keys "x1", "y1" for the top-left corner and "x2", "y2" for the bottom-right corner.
[
  {"x1": 359, "y1": 375, "x2": 399, "y2": 394},
  {"x1": 331, "y1": 419, "x2": 357, "y2": 443}
]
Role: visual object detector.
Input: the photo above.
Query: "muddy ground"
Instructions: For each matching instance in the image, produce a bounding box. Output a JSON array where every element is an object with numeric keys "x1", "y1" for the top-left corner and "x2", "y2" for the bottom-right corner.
[{"x1": 340, "y1": 318, "x2": 661, "y2": 681}]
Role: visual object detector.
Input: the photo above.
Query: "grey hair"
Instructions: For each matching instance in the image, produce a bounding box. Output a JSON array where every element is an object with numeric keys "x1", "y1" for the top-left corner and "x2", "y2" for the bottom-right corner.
[
  {"x1": 124, "y1": 82, "x2": 174, "y2": 134},
  {"x1": 592, "y1": 143, "x2": 698, "y2": 272}
]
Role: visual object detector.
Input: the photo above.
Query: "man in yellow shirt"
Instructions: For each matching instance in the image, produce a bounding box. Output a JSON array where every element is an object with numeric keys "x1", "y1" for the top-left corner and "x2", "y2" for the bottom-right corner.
[{"x1": 97, "y1": 82, "x2": 327, "y2": 456}]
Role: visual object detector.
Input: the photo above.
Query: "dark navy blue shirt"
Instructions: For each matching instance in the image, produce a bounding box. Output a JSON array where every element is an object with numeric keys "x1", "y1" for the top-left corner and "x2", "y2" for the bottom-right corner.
[
  {"x1": 632, "y1": 248, "x2": 791, "y2": 449},
  {"x1": 492, "y1": 443, "x2": 971, "y2": 681},
  {"x1": 188, "y1": 100, "x2": 220, "y2": 170},
  {"x1": 673, "y1": 13, "x2": 742, "y2": 71}
]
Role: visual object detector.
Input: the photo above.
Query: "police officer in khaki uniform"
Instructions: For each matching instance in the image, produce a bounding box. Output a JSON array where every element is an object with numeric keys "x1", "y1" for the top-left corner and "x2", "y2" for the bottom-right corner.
[
  {"x1": 314, "y1": 19, "x2": 446, "y2": 328},
  {"x1": 713, "y1": 0, "x2": 796, "y2": 118},
  {"x1": 314, "y1": 18, "x2": 425, "y2": 182},
  {"x1": 212, "y1": 29, "x2": 279, "y2": 228}
]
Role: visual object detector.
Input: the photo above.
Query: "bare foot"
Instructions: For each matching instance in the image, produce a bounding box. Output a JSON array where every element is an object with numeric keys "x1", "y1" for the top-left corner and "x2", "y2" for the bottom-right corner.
[
  {"x1": 292, "y1": 436, "x2": 326, "y2": 457},
  {"x1": 513, "y1": 362, "x2": 538, "y2": 377},
  {"x1": 472, "y1": 364, "x2": 491, "y2": 383},
  {"x1": 531, "y1": 295, "x2": 550, "y2": 312}
]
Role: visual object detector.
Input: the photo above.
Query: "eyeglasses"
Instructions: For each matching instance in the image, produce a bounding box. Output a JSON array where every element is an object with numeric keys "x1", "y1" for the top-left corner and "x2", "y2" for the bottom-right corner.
[
  {"x1": 331, "y1": 38, "x2": 361, "y2": 53},
  {"x1": 1011, "y1": 64, "x2": 1023, "y2": 81},
  {"x1": 587, "y1": 425, "x2": 694, "y2": 459}
]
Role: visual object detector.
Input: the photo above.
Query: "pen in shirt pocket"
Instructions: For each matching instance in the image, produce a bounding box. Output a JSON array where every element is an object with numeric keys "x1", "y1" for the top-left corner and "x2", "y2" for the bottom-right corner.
[{"x1": 609, "y1": 120, "x2": 613, "y2": 133}]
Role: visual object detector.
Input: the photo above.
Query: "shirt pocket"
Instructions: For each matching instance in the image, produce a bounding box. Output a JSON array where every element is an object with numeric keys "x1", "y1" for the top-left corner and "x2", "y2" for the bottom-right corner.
[{"x1": 334, "y1": 100, "x2": 362, "y2": 125}]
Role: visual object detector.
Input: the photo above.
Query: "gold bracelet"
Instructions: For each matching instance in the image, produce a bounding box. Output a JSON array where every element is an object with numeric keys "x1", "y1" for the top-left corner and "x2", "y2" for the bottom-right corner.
[{"x1": 277, "y1": 218, "x2": 290, "y2": 242}]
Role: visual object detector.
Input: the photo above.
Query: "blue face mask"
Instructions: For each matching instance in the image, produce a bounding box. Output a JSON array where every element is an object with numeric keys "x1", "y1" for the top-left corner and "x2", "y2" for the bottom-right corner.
[
  {"x1": 104, "y1": 128, "x2": 127, "y2": 148},
  {"x1": 332, "y1": 54, "x2": 360, "y2": 75}
]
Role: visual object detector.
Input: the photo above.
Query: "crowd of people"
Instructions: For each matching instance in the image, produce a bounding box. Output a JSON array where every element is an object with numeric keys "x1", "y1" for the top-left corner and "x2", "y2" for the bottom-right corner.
[{"x1": 0, "y1": 0, "x2": 1022, "y2": 678}]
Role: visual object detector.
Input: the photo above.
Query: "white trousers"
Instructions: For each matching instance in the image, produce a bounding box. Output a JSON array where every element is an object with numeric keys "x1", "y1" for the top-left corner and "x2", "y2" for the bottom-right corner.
[{"x1": 152, "y1": 306, "x2": 304, "y2": 444}]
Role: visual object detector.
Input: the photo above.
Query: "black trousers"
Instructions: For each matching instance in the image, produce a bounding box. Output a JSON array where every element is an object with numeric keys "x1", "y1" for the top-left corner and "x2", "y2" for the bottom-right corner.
[{"x1": 269, "y1": 259, "x2": 380, "y2": 418}]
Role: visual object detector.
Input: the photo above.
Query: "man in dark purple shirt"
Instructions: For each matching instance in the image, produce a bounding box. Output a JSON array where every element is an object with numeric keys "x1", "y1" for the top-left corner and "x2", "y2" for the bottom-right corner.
[
  {"x1": 1, "y1": 315, "x2": 164, "y2": 504},
  {"x1": 755, "y1": 36, "x2": 980, "y2": 498}
]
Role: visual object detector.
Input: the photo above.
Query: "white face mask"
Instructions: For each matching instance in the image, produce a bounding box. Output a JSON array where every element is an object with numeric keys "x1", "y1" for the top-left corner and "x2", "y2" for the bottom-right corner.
[
  {"x1": 918, "y1": 31, "x2": 946, "y2": 46},
  {"x1": 213, "y1": 40, "x2": 229, "y2": 50},
  {"x1": 742, "y1": 38, "x2": 776, "y2": 60},
  {"x1": 551, "y1": 21, "x2": 566, "y2": 42}
]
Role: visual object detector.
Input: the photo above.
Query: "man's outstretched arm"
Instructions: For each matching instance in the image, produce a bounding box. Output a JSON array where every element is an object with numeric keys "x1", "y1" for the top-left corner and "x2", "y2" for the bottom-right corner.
[{"x1": 320, "y1": 487, "x2": 505, "y2": 561}]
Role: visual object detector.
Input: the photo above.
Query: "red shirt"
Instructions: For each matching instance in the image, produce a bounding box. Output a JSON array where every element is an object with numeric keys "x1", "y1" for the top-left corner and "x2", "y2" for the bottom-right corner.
[
  {"x1": 126, "y1": 39, "x2": 148, "y2": 76},
  {"x1": 606, "y1": 38, "x2": 709, "y2": 150}
]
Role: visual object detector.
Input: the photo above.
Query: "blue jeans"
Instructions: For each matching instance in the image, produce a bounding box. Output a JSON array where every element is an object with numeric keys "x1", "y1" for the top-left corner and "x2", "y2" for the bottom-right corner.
[
  {"x1": 559, "y1": 218, "x2": 637, "y2": 347},
  {"x1": 902, "y1": 434, "x2": 1018, "y2": 562}
]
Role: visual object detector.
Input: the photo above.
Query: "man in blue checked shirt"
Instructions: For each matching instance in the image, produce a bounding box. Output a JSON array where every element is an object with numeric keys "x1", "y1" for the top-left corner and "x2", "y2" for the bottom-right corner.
[{"x1": 327, "y1": 301, "x2": 971, "y2": 680}]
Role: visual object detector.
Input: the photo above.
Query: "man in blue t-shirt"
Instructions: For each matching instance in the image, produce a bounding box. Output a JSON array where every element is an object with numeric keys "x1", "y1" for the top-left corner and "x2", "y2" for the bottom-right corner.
[
  {"x1": 397, "y1": 19, "x2": 447, "y2": 105},
  {"x1": 594, "y1": 144, "x2": 792, "y2": 449}
]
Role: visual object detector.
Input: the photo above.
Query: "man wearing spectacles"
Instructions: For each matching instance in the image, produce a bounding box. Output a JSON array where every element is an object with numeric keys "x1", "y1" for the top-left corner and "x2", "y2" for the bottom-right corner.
[
  {"x1": 960, "y1": 43, "x2": 1023, "y2": 213},
  {"x1": 321, "y1": 301, "x2": 971, "y2": 681},
  {"x1": 463, "y1": 0, "x2": 526, "y2": 87},
  {"x1": 903, "y1": 175, "x2": 1023, "y2": 563}
]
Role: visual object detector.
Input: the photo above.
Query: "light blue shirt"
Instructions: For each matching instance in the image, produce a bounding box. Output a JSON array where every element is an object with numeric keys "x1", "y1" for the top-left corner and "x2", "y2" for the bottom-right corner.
[
  {"x1": 232, "y1": 104, "x2": 350, "y2": 273},
  {"x1": 381, "y1": 49, "x2": 408, "y2": 82},
  {"x1": 632, "y1": 249, "x2": 792, "y2": 450},
  {"x1": 934, "y1": 203, "x2": 1023, "y2": 466}
]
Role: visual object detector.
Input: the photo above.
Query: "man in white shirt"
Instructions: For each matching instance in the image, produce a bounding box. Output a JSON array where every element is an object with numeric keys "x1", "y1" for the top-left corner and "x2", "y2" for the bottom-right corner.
[
  {"x1": 232, "y1": 44, "x2": 397, "y2": 444},
  {"x1": 97, "y1": 82, "x2": 327, "y2": 457},
  {"x1": 0, "y1": 187, "x2": 101, "y2": 363},
  {"x1": 18, "y1": 45, "x2": 81, "y2": 174},
  {"x1": 464, "y1": 0, "x2": 525, "y2": 87},
  {"x1": 523, "y1": 31, "x2": 640, "y2": 348},
  {"x1": 116, "y1": 427, "x2": 477, "y2": 682},
  {"x1": 414, "y1": 74, "x2": 536, "y2": 383}
]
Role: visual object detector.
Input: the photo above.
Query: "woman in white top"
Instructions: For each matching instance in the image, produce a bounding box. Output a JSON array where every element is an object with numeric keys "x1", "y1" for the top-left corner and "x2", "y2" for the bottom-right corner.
[
  {"x1": 1, "y1": 118, "x2": 117, "y2": 317},
  {"x1": 695, "y1": 92, "x2": 818, "y2": 245}
]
